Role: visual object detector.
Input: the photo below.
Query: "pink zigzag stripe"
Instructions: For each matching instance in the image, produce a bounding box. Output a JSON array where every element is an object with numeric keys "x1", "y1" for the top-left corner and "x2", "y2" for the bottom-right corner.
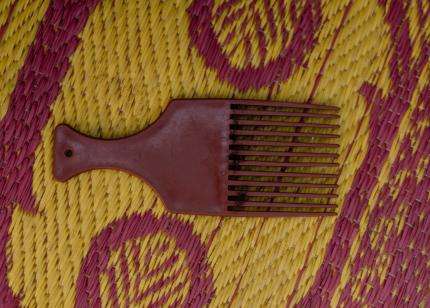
[
  {"x1": 296, "y1": 0, "x2": 430, "y2": 306},
  {"x1": 0, "y1": 0, "x2": 102, "y2": 305}
]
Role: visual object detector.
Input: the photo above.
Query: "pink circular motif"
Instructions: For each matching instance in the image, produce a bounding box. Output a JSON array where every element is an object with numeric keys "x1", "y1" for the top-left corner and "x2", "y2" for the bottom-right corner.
[
  {"x1": 76, "y1": 212, "x2": 214, "y2": 307},
  {"x1": 187, "y1": 0, "x2": 322, "y2": 91}
]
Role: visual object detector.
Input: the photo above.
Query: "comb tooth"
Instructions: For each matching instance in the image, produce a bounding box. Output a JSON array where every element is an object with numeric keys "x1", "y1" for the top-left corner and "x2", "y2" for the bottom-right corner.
[
  {"x1": 227, "y1": 180, "x2": 338, "y2": 189},
  {"x1": 228, "y1": 170, "x2": 338, "y2": 178},
  {"x1": 229, "y1": 150, "x2": 339, "y2": 158},
  {"x1": 231, "y1": 130, "x2": 340, "y2": 138},
  {"x1": 228, "y1": 160, "x2": 338, "y2": 168},
  {"x1": 227, "y1": 201, "x2": 337, "y2": 208},
  {"x1": 229, "y1": 119, "x2": 340, "y2": 129},
  {"x1": 232, "y1": 100, "x2": 339, "y2": 111},
  {"x1": 227, "y1": 207, "x2": 337, "y2": 216},
  {"x1": 228, "y1": 191, "x2": 338, "y2": 198},
  {"x1": 230, "y1": 140, "x2": 339, "y2": 148},
  {"x1": 231, "y1": 109, "x2": 339, "y2": 118}
]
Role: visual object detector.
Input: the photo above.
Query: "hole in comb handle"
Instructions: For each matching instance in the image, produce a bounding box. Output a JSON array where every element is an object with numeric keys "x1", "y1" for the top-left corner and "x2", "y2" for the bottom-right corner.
[{"x1": 64, "y1": 149, "x2": 73, "y2": 157}]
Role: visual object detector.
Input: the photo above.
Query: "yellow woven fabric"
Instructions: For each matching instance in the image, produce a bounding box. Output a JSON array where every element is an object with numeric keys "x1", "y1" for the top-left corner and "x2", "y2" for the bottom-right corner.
[{"x1": 0, "y1": 0, "x2": 429, "y2": 307}]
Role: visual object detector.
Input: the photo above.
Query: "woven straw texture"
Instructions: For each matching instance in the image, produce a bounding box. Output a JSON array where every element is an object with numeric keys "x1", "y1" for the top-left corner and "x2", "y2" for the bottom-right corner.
[{"x1": 0, "y1": 0, "x2": 429, "y2": 307}]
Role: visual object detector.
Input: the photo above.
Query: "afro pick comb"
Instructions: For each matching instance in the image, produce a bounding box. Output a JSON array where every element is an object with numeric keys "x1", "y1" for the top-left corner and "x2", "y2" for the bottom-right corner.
[{"x1": 54, "y1": 99, "x2": 340, "y2": 216}]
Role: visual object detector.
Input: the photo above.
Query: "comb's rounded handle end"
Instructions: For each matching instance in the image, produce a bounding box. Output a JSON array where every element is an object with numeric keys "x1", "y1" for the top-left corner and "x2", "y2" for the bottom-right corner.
[
  {"x1": 54, "y1": 124, "x2": 91, "y2": 182},
  {"x1": 54, "y1": 124, "x2": 143, "y2": 182}
]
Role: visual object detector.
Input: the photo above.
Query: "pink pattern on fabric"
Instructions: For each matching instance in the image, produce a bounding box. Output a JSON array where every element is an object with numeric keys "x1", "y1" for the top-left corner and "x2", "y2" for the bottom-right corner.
[
  {"x1": 0, "y1": 0, "x2": 102, "y2": 305},
  {"x1": 75, "y1": 212, "x2": 214, "y2": 308},
  {"x1": 339, "y1": 86, "x2": 430, "y2": 306},
  {"x1": 297, "y1": 1, "x2": 430, "y2": 306},
  {"x1": 187, "y1": 0, "x2": 322, "y2": 91}
]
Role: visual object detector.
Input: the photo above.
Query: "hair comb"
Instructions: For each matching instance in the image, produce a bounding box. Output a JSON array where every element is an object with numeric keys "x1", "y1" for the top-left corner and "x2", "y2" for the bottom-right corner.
[{"x1": 54, "y1": 99, "x2": 340, "y2": 216}]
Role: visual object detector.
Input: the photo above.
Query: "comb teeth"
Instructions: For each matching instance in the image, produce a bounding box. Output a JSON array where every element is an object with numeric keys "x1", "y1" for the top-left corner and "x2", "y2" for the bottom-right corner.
[{"x1": 228, "y1": 101, "x2": 340, "y2": 216}]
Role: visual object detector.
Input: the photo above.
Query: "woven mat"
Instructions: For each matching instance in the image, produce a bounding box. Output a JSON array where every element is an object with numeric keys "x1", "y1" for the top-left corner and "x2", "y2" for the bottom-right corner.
[{"x1": 0, "y1": 0, "x2": 429, "y2": 307}]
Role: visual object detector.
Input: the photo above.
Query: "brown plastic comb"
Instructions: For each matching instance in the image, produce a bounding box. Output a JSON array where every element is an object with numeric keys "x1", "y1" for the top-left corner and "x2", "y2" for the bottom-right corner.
[{"x1": 54, "y1": 99, "x2": 340, "y2": 216}]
